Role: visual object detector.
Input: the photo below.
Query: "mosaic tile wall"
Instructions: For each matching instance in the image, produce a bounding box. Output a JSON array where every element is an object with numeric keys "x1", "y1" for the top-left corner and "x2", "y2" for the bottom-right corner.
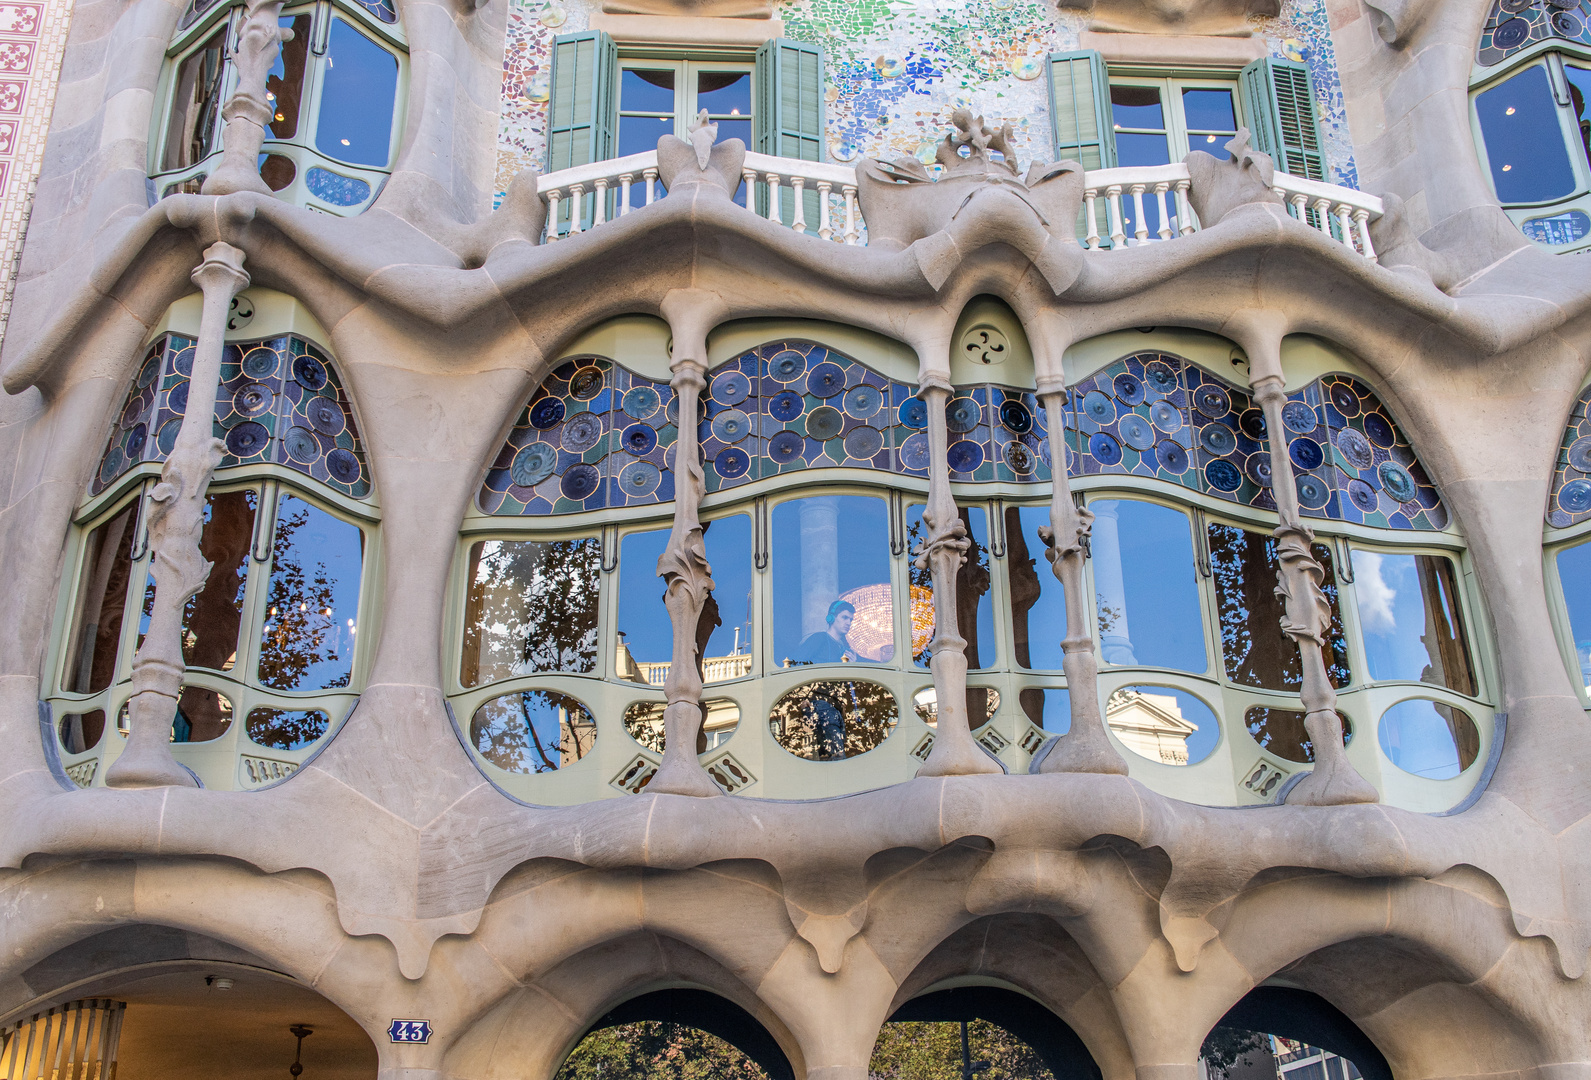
[
  {"x1": 1477, "y1": 0, "x2": 1591, "y2": 67},
  {"x1": 0, "y1": 0, "x2": 74, "y2": 345},
  {"x1": 495, "y1": 0, "x2": 1358, "y2": 201},
  {"x1": 94, "y1": 334, "x2": 373, "y2": 500},
  {"x1": 1548, "y1": 380, "x2": 1591, "y2": 528}
]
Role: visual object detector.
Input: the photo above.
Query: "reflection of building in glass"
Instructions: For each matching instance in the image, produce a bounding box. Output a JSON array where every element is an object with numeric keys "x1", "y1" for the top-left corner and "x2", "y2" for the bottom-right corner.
[{"x1": 1106, "y1": 689, "x2": 1197, "y2": 765}]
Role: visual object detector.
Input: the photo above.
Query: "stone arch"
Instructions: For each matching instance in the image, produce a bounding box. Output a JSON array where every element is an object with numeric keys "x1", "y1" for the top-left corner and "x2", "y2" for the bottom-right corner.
[{"x1": 1213, "y1": 986, "x2": 1391, "y2": 1080}]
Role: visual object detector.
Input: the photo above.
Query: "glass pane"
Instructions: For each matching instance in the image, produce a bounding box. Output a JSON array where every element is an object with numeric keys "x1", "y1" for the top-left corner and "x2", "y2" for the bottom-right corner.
[
  {"x1": 1018, "y1": 687, "x2": 1070, "y2": 733},
  {"x1": 622, "y1": 697, "x2": 740, "y2": 754},
  {"x1": 314, "y1": 19, "x2": 398, "y2": 168},
  {"x1": 1106, "y1": 685, "x2": 1218, "y2": 765},
  {"x1": 1244, "y1": 705, "x2": 1351, "y2": 763},
  {"x1": 621, "y1": 68, "x2": 677, "y2": 112},
  {"x1": 1565, "y1": 64, "x2": 1591, "y2": 167},
  {"x1": 1208, "y1": 522, "x2": 1350, "y2": 691},
  {"x1": 266, "y1": 14, "x2": 312, "y2": 139},
  {"x1": 117, "y1": 687, "x2": 232, "y2": 742},
  {"x1": 58, "y1": 711, "x2": 106, "y2": 754},
  {"x1": 246, "y1": 706, "x2": 330, "y2": 750},
  {"x1": 1556, "y1": 539, "x2": 1591, "y2": 692},
  {"x1": 1090, "y1": 499, "x2": 1207, "y2": 674},
  {"x1": 714, "y1": 118, "x2": 752, "y2": 147},
  {"x1": 470, "y1": 690, "x2": 596, "y2": 773},
  {"x1": 1111, "y1": 84, "x2": 1164, "y2": 130},
  {"x1": 1115, "y1": 131, "x2": 1172, "y2": 166},
  {"x1": 615, "y1": 516, "x2": 752, "y2": 685},
  {"x1": 1182, "y1": 87, "x2": 1236, "y2": 133},
  {"x1": 258, "y1": 495, "x2": 363, "y2": 691},
  {"x1": 1005, "y1": 505, "x2": 1068, "y2": 671},
  {"x1": 460, "y1": 537, "x2": 600, "y2": 687},
  {"x1": 162, "y1": 28, "x2": 228, "y2": 171},
  {"x1": 66, "y1": 502, "x2": 137, "y2": 694},
  {"x1": 618, "y1": 114, "x2": 675, "y2": 158},
  {"x1": 142, "y1": 490, "x2": 255, "y2": 672},
  {"x1": 907, "y1": 505, "x2": 994, "y2": 669},
  {"x1": 912, "y1": 686, "x2": 999, "y2": 730},
  {"x1": 1475, "y1": 64, "x2": 1577, "y2": 204},
  {"x1": 1378, "y1": 698, "x2": 1479, "y2": 779},
  {"x1": 697, "y1": 70, "x2": 750, "y2": 116},
  {"x1": 769, "y1": 679, "x2": 898, "y2": 760},
  {"x1": 773, "y1": 495, "x2": 893, "y2": 666},
  {"x1": 1350, "y1": 549, "x2": 1475, "y2": 693}
]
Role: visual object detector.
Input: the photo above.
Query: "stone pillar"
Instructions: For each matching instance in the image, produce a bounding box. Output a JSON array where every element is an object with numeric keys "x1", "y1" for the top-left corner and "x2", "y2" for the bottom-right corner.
[
  {"x1": 1034, "y1": 385, "x2": 1127, "y2": 775},
  {"x1": 915, "y1": 380, "x2": 1001, "y2": 777},
  {"x1": 105, "y1": 242, "x2": 249, "y2": 789},
  {"x1": 1246, "y1": 356, "x2": 1377, "y2": 806},
  {"x1": 201, "y1": 0, "x2": 292, "y2": 197},
  {"x1": 1090, "y1": 501, "x2": 1137, "y2": 665},
  {"x1": 798, "y1": 497, "x2": 840, "y2": 639}
]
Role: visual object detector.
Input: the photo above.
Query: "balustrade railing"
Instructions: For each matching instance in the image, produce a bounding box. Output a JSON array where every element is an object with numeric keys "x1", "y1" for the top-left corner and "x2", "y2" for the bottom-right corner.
[
  {"x1": 537, "y1": 152, "x2": 1382, "y2": 261},
  {"x1": 632, "y1": 653, "x2": 755, "y2": 687}
]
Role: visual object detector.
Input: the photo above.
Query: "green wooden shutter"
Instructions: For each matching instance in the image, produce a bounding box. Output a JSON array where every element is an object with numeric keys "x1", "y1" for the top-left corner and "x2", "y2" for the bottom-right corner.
[
  {"x1": 1240, "y1": 57, "x2": 1326, "y2": 182},
  {"x1": 1047, "y1": 50, "x2": 1115, "y2": 170},
  {"x1": 755, "y1": 38, "x2": 824, "y2": 228},
  {"x1": 547, "y1": 30, "x2": 618, "y2": 173}
]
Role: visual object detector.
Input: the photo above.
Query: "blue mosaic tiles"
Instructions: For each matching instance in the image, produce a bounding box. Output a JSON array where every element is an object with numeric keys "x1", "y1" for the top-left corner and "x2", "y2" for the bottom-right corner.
[
  {"x1": 1549, "y1": 380, "x2": 1591, "y2": 527},
  {"x1": 1478, "y1": 0, "x2": 1591, "y2": 67}
]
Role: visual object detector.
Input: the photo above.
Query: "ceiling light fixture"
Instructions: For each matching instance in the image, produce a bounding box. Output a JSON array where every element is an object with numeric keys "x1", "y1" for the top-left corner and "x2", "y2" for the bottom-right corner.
[
  {"x1": 289, "y1": 1025, "x2": 313, "y2": 1080},
  {"x1": 205, "y1": 975, "x2": 234, "y2": 990}
]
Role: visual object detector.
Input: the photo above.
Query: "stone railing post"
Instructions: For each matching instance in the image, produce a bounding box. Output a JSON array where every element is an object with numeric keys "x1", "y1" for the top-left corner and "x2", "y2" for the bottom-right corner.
[
  {"x1": 201, "y1": 0, "x2": 291, "y2": 196},
  {"x1": 1244, "y1": 336, "x2": 1377, "y2": 806},
  {"x1": 1034, "y1": 381, "x2": 1127, "y2": 776},
  {"x1": 105, "y1": 243, "x2": 249, "y2": 788},
  {"x1": 915, "y1": 380, "x2": 1002, "y2": 777}
]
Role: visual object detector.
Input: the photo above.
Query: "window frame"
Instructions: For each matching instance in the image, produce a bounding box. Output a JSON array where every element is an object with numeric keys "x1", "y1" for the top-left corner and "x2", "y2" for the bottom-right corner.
[
  {"x1": 1106, "y1": 72, "x2": 1245, "y2": 165},
  {"x1": 617, "y1": 58, "x2": 756, "y2": 147}
]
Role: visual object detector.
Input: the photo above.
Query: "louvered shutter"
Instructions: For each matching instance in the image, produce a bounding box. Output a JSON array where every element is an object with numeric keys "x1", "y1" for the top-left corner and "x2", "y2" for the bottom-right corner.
[
  {"x1": 1047, "y1": 50, "x2": 1116, "y2": 170},
  {"x1": 548, "y1": 31, "x2": 617, "y2": 229},
  {"x1": 755, "y1": 38, "x2": 824, "y2": 229},
  {"x1": 1240, "y1": 57, "x2": 1326, "y2": 182}
]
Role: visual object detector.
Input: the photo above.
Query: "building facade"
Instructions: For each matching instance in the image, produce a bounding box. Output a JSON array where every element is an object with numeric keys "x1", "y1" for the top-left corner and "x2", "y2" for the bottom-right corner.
[{"x1": 2, "y1": 0, "x2": 1590, "y2": 1075}]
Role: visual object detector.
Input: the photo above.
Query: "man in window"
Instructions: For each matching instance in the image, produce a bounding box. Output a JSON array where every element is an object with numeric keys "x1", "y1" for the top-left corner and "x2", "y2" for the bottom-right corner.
[{"x1": 796, "y1": 600, "x2": 857, "y2": 664}]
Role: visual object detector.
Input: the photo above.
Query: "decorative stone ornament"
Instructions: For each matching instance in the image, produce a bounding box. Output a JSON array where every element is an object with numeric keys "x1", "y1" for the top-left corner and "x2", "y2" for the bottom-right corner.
[
  {"x1": 104, "y1": 243, "x2": 250, "y2": 789},
  {"x1": 656, "y1": 110, "x2": 746, "y2": 199},
  {"x1": 1183, "y1": 129, "x2": 1284, "y2": 230},
  {"x1": 201, "y1": 0, "x2": 294, "y2": 197}
]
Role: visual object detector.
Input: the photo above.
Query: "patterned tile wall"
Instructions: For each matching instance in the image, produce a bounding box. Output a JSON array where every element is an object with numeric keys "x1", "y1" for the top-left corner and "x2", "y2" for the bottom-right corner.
[
  {"x1": 0, "y1": 0, "x2": 72, "y2": 346},
  {"x1": 496, "y1": 0, "x2": 1358, "y2": 200}
]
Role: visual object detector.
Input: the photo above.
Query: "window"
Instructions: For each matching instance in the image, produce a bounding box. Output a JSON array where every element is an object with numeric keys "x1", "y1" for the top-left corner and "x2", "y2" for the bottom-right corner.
[
  {"x1": 547, "y1": 33, "x2": 823, "y2": 226},
  {"x1": 152, "y1": 0, "x2": 406, "y2": 215},
  {"x1": 1472, "y1": 49, "x2": 1591, "y2": 249}
]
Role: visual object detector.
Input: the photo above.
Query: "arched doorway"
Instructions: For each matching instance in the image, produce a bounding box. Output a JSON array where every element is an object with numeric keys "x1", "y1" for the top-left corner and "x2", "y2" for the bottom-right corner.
[{"x1": 1203, "y1": 988, "x2": 1392, "y2": 1080}]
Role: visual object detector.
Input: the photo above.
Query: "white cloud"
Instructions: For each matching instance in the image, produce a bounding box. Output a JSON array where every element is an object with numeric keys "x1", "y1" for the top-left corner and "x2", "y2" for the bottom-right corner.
[{"x1": 1355, "y1": 551, "x2": 1398, "y2": 635}]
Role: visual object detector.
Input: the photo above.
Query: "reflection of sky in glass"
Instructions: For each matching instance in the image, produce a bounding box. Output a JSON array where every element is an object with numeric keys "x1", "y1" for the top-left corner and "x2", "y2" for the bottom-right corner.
[
  {"x1": 1475, "y1": 64, "x2": 1576, "y2": 204},
  {"x1": 616, "y1": 517, "x2": 752, "y2": 668},
  {"x1": 1008, "y1": 505, "x2": 1068, "y2": 671},
  {"x1": 1557, "y1": 541, "x2": 1591, "y2": 691},
  {"x1": 772, "y1": 495, "x2": 891, "y2": 666},
  {"x1": 471, "y1": 690, "x2": 592, "y2": 773},
  {"x1": 1092, "y1": 500, "x2": 1206, "y2": 674},
  {"x1": 259, "y1": 494, "x2": 363, "y2": 691},
  {"x1": 1018, "y1": 686, "x2": 1070, "y2": 733},
  {"x1": 697, "y1": 71, "x2": 750, "y2": 115},
  {"x1": 1353, "y1": 550, "x2": 1434, "y2": 682},
  {"x1": 1378, "y1": 698, "x2": 1468, "y2": 779},
  {"x1": 315, "y1": 20, "x2": 398, "y2": 168},
  {"x1": 908, "y1": 504, "x2": 994, "y2": 670}
]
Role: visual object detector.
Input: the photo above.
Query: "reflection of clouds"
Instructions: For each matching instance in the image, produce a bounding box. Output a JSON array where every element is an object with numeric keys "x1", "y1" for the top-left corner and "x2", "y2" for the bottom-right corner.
[{"x1": 1355, "y1": 551, "x2": 1398, "y2": 635}]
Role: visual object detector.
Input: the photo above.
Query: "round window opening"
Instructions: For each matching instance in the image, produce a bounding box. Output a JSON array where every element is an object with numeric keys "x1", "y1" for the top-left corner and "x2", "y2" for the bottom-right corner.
[
  {"x1": 1378, "y1": 698, "x2": 1480, "y2": 780},
  {"x1": 470, "y1": 689, "x2": 596, "y2": 774},
  {"x1": 1106, "y1": 686, "x2": 1219, "y2": 766},
  {"x1": 913, "y1": 686, "x2": 999, "y2": 730},
  {"x1": 246, "y1": 706, "x2": 331, "y2": 751},
  {"x1": 117, "y1": 686, "x2": 233, "y2": 744},
  {"x1": 623, "y1": 698, "x2": 741, "y2": 754},
  {"x1": 1244, "y1": 705, "x2": 1351, "y2": 764},
  {"x1": 770, "y1": 679, "x2": 899, "y2": 761}
]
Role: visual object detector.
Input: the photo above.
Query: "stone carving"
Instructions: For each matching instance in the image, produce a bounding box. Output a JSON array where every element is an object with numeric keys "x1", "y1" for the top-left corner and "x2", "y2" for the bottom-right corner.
[
  {"x1": 1362, "y1": 0, "x2": 1437, "y2": 45},
  {"x1": 1369, "y1": 191, "x2": 1463, "y2": 293},
  {"x1": 1031, "y1": 388, "x2": 1128, "y2": 776},
  {"x1": 103, "y1": 243, "x2": 250, "y2": 789},
  {"x1": 1057, "y1": 0, "x2": 1279, "y2": 34},
  {"x1": 1183, "y1": 129, "x2": 1284, "y2": 229},
  {"x1": 201, "y1": 0, "x2": 293, "y2": 197},
  {"x1": 915, "y1": 379, "x2": 1003, "y2": 777},
  {"x1": 656, "y1": 110, "x2": 746, "y2": 201}
]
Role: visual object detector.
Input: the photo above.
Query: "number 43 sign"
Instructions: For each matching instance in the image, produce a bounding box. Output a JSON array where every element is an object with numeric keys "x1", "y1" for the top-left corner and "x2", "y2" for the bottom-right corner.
[{"x1": 388, "y1": 1020, "x2": 432, "y2": 1044}]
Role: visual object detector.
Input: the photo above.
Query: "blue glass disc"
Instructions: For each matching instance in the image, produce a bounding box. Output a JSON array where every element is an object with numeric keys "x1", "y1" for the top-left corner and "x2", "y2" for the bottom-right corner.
[
  {"x1": 898, "y1": 398, "x2": 928, "y2": 428},
  {"x1": 1089, "y1": 431, "x2": 1122, "y2": 466},
  {"x1": 1113, "y1": 372, "x2": 1145, "y2": 406},
  {"x1": 1200, "y1": 423, "x2": 1236, "y2": 456},
  {"x1": 1282, "y1": 401, "x2": 1316, "y2": 434},
  {"x1": 1289, "y1": 437, "x2": 1324, "y2": 471},
  {"x1": 560, "y1": 462, "x2": 601, "y2": 500},
  {"x1": 712, "y1": 370, "x2": 751, "y2": 405},
  {"x1": 769, "y1": 390, "x2": 804, "y2": 422},
  {"x1": 807, "y1": 362, "x2": 846, "y2": 398},
  {"x1": 1378, "y1": 460, "x2": 1417, "y2": 502},
  {"x1": 1347, "y1": 478, "x2": 1379, "y2": 512},
  {"x1": 999, "y1": 398, "x2": 1033, "y2": 433},
  {"x1": 1562, "y1": 478, "x2": 1591, "y2": 514},
  {"x1": 1363, "y1": 412, "x2": 1395, "y2": 447},
  {"x1": 947, "y1": 439, "x2": 984, "y2": 472},
  {"x1": 622, "y1": 423, "x2": 657, "y2": 455},
  {"x1": 1205, "y1": 459, "x2": 1242, "y2": 492},
  {"x1": 1156, "y1": 440, "x2": 1189, "y2": 473},
  {"x1": 768, "y1": 430, "x2": 804, "y2": 463},
  {"x1": 623, "y1": 386, "x2": 660, "y2": 420},
  {"x1": 529, "y1": 397, "x2": 565, "y2": 429},
  {"x1": 715, "y1": 447, "x2": 751, "y2": 478},
  {"x1": 225, "y1": 421, "x2": 269, "y2": 458}
]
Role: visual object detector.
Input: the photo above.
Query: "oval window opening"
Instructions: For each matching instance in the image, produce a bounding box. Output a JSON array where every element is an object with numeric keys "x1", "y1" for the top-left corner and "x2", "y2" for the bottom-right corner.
[
  {"x1": 1378, "y1": 698, "x2": 1479, "y2": 779},
  {"x1": 1244, "y1": 706, "x2": 1352, "y2": 764},
  {"x1": 470, "y1": 690, "x2": 596, "y2": 773},
  {"x1": 58, "y1": 710, "x2": 106, "y2": 754},
  {"x1": 118, "y1": 686, "x2": 234, "y2": 743},
  {"x1": 246, "y1": 706, "x2": 331, "y2": 750},
  {"x1": 623, "y1": 698, "x2": 741, "y2": 754},
  {"x1": 769, "y1": 680, "x2": 898, "y2": 760},
  {"x1": 1018, "y1": 687, "x2": 1071, "y2": 733},
  {"x1": 913, "y1": 686, "x2": 999, "y2": 730},
  {"x1": 1106, "y1": 686, "x2": 1218, "y2": 765}
]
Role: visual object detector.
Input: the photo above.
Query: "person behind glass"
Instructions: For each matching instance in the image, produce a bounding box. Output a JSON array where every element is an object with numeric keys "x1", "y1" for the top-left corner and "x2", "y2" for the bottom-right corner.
[{"x1": 796, "y1": 600, "x2": 857, "y2": 664}]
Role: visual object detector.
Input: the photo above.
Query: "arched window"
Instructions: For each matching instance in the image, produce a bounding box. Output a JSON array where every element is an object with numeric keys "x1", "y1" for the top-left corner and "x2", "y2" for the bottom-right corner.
[
  {"x1": 1471, "y1": 7, "x2": 1591, "y2": 250},
  {"x1": 151, "y1": 0, "x2": 406, "y2": 214},
  {"x1": 1544, "y1": 377, "x2": 1591, "y2": 708},
  {"x1": 451, "y1": 320, "x2": 1490, "y2": 810},
  {"x1": 50, "y1": 293, "x2": 377, "y2": 791}
]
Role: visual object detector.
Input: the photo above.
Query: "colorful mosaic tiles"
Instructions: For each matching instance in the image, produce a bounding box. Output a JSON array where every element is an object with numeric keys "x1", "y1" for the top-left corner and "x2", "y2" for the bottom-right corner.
[
  {"x1": 1477, "y1": 0, "x2": 1591, "y2": 67},
  {"x1": 1067, "y1": 353, "x2": 1447, "y2": 531},
  {"x1": 480, "y1": 358, "x2": 678, "y2": 514},
  {"x1": 1548, "y1": 381, "x2": 1591, "y2": 527},
  {"x1": 93, "y1": 333, "x2": 372, "y2": 500}
]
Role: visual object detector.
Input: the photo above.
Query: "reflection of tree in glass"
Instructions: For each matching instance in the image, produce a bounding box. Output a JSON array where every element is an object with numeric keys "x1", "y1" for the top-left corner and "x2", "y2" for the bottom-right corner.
[
  {"x1": 471, "y1": 690, "x2": 595, "y2": 773},
  {"x1": 143, "y1": 490, "x2": 255, "y2": 669},
  {"x1": 909, "y1": 509, "x2": 990, "y2": 668},
  {"x1": 556, "y1": 1022, "x2": 768, "y2": 1080},
  {"x1": 769, "y1": 680, "x2": 898, "y2": 761},
  {"x1": 461, "y1": 539, "x2": 600, "y2": 685},
  {"x1": 1243, "y1": 706, "x2": 1351, "y2": 763},
  {"x1": 1200, "y1": 1028, "x2": 1270, "y2": 1080},
  {"x1": 869, "y1": 1020, "x2": 1055, "y2": 1080},
  {"x1": 624, "y1": 701, "x2": 667, "y2": 753},
  {"x1": 246, "y1": 706, "x2": 330, "y2": 750},
  {"x1": 1206, "y1": 524, "x2": 1350, "y2": 691},
  {"x1": 259, "y1": 501, "x2": 348, "y2": 691}
]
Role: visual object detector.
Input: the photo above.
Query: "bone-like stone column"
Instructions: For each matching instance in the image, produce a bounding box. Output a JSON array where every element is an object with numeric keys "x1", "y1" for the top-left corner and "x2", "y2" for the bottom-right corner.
[
  {"x1": 1245, "y1": 349, "x2": 1378, "y2": 806},
  {"x1": 1034, "y1": 381, "x2": 1127, "y2": 775},
  {"x1": 105, "y1": 243, "x2": 249, "y2": 789},
  {"x1": 201, "y1": 0, "x2": 293, "y2": 197},
  {"x1": 647, "y1": 293, "x2": 723, "y2": 797},
  {"x1": 915, "y1": 379, "x2": 1001, "y2": 777}
]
